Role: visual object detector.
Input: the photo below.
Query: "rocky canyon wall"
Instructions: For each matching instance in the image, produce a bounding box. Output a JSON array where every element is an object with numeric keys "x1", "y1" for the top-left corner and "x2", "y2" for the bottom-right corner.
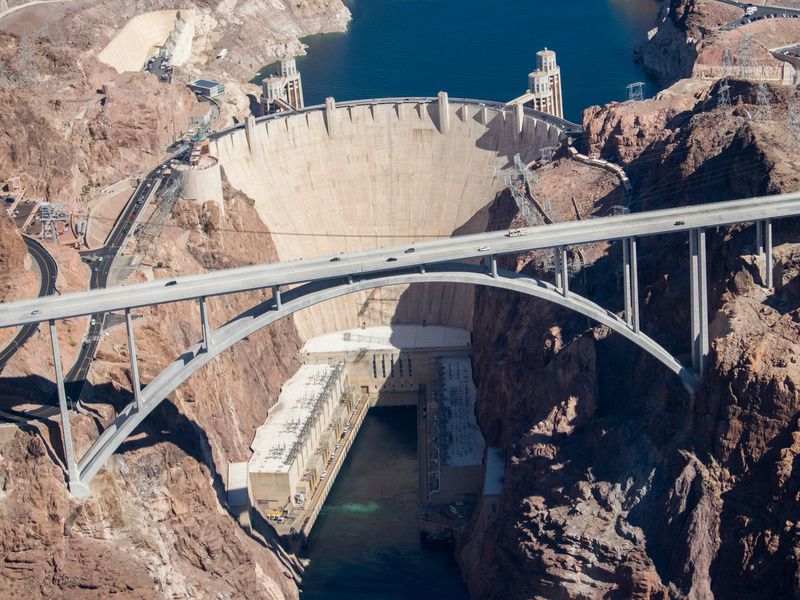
[{"x1": 459, "y1": 79, "x2": 800, "y2": 598}]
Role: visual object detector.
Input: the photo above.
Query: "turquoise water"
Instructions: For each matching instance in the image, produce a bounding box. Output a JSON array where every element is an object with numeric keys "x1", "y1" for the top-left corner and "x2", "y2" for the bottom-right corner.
[
  {"x1": 300, "y1": 407, "x2": 467, "y2": 599},
  {"x1": 293, "y1": 0, "x2": 662, "y2": 123}
]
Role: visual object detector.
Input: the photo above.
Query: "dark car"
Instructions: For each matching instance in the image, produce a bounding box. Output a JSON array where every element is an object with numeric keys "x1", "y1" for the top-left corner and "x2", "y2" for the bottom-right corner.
[
  {"x1": 674, "y1": 220, "x2": 685, "y2": 226},
  {"x1": 386, "y1": 257, "x2": 398, "y2": 262},
  {"x1": 165, "y1": 280, "x2": 178, "y2": 286},
  {"x1": 404, "y1": 248, "x2": 415, "y2": 254},
  {"x1": 330, "y1": 257, "x2": 341, "y2": 262}
]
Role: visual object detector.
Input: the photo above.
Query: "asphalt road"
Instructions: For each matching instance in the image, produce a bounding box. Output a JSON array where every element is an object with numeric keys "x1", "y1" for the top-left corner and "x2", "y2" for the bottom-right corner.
[
  {"x1": 2, "y1": 189, "x2": 800, "y2": 329},
  {"x1": 64, "y1": 170, "x2": 162, "y2": 403},
  {"x1": 0, "y1": 170, "x2": 162, "y2": 422},
  {"x1": 0, "y1": 236, "x2": 57, "y2": 370}
]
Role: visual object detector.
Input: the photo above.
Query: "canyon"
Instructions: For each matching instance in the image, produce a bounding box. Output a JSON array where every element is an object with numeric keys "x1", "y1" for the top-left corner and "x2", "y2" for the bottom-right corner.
[{"x1": 1, "y1": 0, "x2": 800, "y2": 598}]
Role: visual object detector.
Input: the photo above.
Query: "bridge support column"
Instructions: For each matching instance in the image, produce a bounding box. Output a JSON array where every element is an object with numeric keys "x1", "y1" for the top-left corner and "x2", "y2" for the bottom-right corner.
[
  {"x1": 689, "y1": 229, "x2": 709, "y2": 375},
  {"x1": 756, "y1": 220, "x2": 765, "y2": 256},
  {"x1": 765, "y1": 219, "x2": 774, "y2": 289},
  {"x1": 623, "y1": 237, "x2": 640, "y2": 331},
  {"x1": 489, "y1": 255, "x2": 498, "y2": 279},
  {"x1": 437, "y1": 91, "x2": 450, "y2": 134},
  {"x1": 272, "y1": 286, "x2": 282, "y2": 310},
  {"x1": 124, "y1": 309, "x2": 142, "y2": 411},
  {"x1": 199, "y1": 296, "x2": 212, "y2": 352},
  {"x1": 49, "y1": 320, "x2": 86, "y2": 497},
  {"x1": 557, "y1": 246, "x2": 569, "y2": 297}
]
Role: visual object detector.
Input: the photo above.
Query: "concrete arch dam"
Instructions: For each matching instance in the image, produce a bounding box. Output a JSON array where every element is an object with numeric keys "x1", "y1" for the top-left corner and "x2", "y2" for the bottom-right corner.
[{"x1": 213, "y1": 96, "x2": 573, "y2": 341}]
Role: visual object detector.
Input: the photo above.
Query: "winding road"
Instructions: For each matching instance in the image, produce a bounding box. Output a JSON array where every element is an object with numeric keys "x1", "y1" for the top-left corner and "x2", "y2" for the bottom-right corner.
[
  {"x1": 0, "y1": 169, "x2": 163, "y2": 422},
  {"x1": 0, "y1": 236, "x2": 57, "y2": 369}
]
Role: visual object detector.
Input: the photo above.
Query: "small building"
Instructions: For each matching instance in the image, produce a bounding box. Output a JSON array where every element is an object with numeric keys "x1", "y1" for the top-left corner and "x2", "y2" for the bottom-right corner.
[
  {"x1": 187, "y1": 79, "x2": 225, "y2": 98},
  {"x1": 482, "y1": 447, "x2": 505, "y2": 526}
]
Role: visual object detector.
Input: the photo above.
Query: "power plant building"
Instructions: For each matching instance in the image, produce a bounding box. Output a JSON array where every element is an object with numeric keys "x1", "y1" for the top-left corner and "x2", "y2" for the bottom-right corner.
[
  {"x1": 248, "y1": 362, "x2": 348, "y2": 511},
  {"x1": 260, "y1": 57, "x2": 305, "y2": 115}
]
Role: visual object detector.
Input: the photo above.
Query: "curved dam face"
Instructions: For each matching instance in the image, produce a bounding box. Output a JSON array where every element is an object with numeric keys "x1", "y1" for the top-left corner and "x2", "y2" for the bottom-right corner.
[{"x1": 212, "y1": 98, "x2": 569, "y2": 339}]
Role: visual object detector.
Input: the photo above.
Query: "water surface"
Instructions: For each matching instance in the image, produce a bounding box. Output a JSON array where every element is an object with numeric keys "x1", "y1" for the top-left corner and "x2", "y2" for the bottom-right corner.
[
  {"x1": 292, "y1": 0, "x2": 662, "y2": 122},
  {"x1": 300, "y1": 407, "x2": 467, "y2": 599}
]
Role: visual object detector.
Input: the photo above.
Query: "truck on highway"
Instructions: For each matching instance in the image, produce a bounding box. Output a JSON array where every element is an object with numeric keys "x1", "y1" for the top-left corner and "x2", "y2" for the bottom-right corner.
[{"x1": 745, "y1": 6, "x2": 757, "y2": 16}]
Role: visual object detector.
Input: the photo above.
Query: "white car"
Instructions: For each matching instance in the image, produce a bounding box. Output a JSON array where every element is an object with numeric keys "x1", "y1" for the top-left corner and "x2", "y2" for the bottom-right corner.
[{"x1": 477, "y1": 246, "x2": 491, "y2": 252}]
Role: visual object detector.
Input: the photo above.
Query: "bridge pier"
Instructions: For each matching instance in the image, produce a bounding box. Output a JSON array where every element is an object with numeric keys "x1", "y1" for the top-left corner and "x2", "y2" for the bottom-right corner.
[
  {"x1": 689, "y1": 229, "x2": 709, "y2": 375},
  {"x1": 199, "y1": 296, "x2": 212, "y2": 352},
  {"x1": 554, "y1": 246, "x2": 569, "y2": 297},
  {"x1": 755, "y1": 219, "x2": 774, "y2": 288},
  {"x1": 49, "y1": 320, "x2": 87, "y2": 497},
  {"x1": 623, "y1": 237, "x2": 640, "y2": 332},
  {"x1": 765, "y1": 219, "x2": 774, "y2": 288},
  {"x1": 124, "y1": 309, "x2": 142, "y2": 411},
  {"x1": 272, "y1": 285, "x2": 283, "y2": 309}
]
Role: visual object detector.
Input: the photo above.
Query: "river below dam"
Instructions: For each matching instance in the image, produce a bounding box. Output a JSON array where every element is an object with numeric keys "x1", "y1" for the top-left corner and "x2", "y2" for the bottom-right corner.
[{"x1": 294, "y1": 1, "x2": 661, "y2": 597}]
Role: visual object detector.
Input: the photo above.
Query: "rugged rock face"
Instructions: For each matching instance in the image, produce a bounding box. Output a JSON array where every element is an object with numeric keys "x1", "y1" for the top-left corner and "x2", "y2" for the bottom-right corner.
[
  {"x1": 459, "y1": 79, "x2": 800, "y2": 598},
  {"x1": 638, "y1": 0, "x2": 800, "y2": 87},
  {"x1": 0, "y1": 185, "x2": 303, "y2": 596},
  {"x1": 0, "y1": 0, "x2": 350, "y2": 203}
]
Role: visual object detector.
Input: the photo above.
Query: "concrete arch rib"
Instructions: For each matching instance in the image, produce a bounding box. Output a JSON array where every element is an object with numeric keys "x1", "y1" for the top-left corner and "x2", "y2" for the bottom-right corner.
[{"x1": 77, "y1": 262, "x2": 698, "y2": 488}]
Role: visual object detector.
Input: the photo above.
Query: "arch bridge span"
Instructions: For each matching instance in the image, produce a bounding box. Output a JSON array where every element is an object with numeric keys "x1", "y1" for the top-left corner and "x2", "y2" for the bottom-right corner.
[{"x1": 0, "y1": 189, "x2": 797, "y2": 496}]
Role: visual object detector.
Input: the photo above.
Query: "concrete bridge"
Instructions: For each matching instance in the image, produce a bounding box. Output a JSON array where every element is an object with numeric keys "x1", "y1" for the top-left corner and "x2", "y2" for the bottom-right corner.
[{"x1": 0, "y1": 189, "x2": 794, "y2": 496}]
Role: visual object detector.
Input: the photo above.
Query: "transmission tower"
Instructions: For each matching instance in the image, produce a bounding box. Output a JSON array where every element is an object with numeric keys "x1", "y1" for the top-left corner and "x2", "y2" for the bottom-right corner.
[
  {"x1": 788, "y1": 92, "x2": 800, "y2": 140},
  {"x1": 504, "y1": 154, "x2": 543, "y2": 228},
  {"x1": 737, "y1": 32, "x2": 756, "y2": 79},
  {"x1": 626, "y1": 82, "x2": 645, "y2": 102},
  {"x1": 717, "y1": 48, "x2": 732, "y2": 110},
  {"x1": 132, "y1": 171, "x2": 185, "y2": 263},
  {"x1": 754, "y1": 82, "x2": 772, "y2": 121}
]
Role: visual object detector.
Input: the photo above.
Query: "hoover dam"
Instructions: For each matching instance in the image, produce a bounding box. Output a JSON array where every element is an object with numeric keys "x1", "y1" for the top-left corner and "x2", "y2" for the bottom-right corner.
[{"x1": 213, "y1": 96, "x2": 571, "y2": 338}]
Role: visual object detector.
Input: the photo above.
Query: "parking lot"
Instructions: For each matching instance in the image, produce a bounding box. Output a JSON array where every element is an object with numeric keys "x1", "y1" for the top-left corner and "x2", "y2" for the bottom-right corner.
[{"x1": 145, "y1": 50, "x2": 173, "y2": 83}]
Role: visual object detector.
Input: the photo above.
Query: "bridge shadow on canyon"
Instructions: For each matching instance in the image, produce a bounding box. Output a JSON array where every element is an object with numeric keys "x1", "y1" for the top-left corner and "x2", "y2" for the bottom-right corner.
[{"x1": 0, "y1": 372, "x2": 304, "y2": 579}]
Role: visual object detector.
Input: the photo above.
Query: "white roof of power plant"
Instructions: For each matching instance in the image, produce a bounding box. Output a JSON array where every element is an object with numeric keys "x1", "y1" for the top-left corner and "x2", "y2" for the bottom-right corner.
[
  {"x1": 250, "y1": 363, "x2": 336, "y2": 474},
  {"x1": 483, "y1": 447, "x2": 505, "y2": 496},
  {"x1": 438, "y1": 356, "x2": 484, "y2": 468},
  {"x1": 301, "y1": 325, "x2": 471, "y2": 354}
]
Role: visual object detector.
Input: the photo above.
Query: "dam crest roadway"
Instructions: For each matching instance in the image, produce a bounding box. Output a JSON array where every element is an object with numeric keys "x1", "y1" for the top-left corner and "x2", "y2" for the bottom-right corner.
[{"x1": 0, "y1": 95, "x2": 790, "y2": 497}]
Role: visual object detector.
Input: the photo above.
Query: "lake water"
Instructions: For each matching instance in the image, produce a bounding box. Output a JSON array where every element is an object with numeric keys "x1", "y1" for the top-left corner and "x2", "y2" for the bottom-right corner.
[
  {"x1": 293, "y1": 2, "x2": 661, "y2": 596},
  {"x1": 292, "y1": 0, "x2": 662, "y2": 123}
]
